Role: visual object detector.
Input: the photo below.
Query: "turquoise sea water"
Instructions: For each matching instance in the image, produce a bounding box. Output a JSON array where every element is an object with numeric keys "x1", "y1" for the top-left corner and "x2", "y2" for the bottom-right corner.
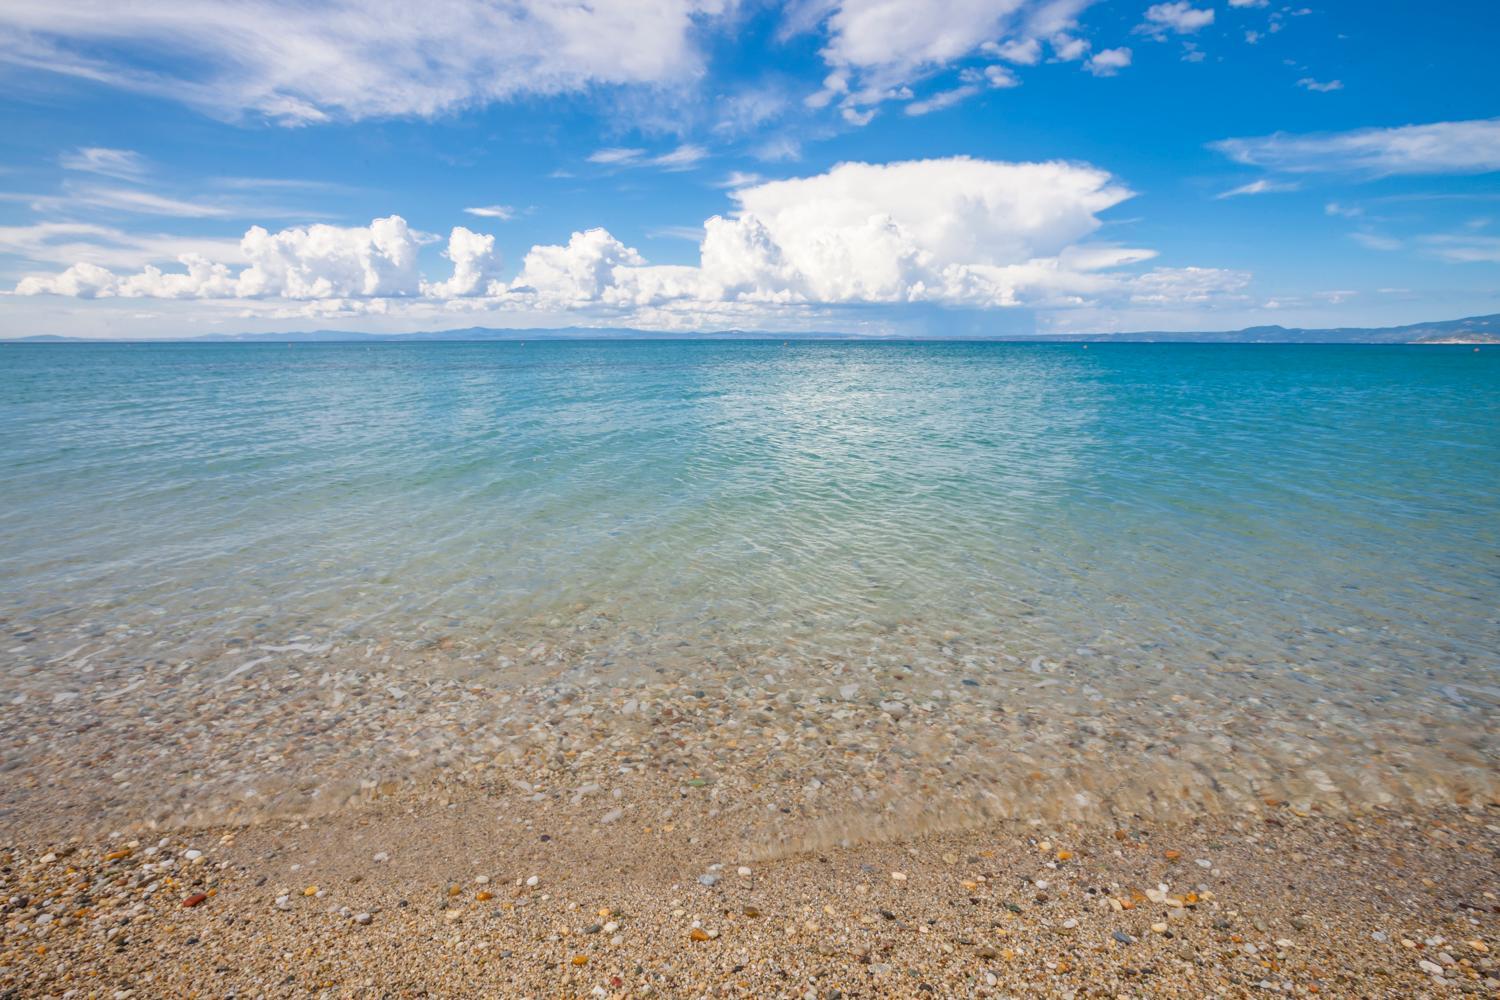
[{"x1": 1, "y1": 341, "x2": 1497, "y2": 829}]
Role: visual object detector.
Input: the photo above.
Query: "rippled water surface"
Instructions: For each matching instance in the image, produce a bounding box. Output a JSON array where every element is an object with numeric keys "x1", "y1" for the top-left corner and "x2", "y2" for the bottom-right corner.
[{"x1": 2, "y1": 341, "x2": 1497, "y2": 833}]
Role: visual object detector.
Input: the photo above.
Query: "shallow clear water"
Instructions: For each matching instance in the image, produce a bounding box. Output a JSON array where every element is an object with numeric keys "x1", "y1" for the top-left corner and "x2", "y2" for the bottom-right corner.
[{"x1": 1, "y1": 341, "x2": 1497, "y2": 833}]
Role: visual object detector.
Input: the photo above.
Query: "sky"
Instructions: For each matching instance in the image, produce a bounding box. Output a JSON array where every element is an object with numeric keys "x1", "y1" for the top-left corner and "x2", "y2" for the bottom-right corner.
[{"x1": 0, "y1": 0, "x2": 1497, "y2": 339}]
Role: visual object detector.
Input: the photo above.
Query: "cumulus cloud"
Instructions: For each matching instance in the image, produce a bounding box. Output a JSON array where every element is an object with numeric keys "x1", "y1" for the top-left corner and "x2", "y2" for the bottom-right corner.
[
  {"x1": 503, "y1": 158, "x2": 1151, "y2": 312},
  {"x1": 1296, "y1": 78, "x2": 1343, "y2": 93},
  {"x1": 1137, "y1": 2, "x2": 1214, "y2": 37},
  {"x1": 16, "y1": 216, "x2": 430, "y2": 300},
  {"x1": 508, "y1": 228, "x2": 647, "y2": 305},
  {"x1": 17, "y1": 158, "x2": 1252, "y2": 323},
  {"x1": 0, "y1": 0, "x2": 726, "y2": 123},
  {"x1": 422, "y1": 228, "x2": 502, "y2": 298},
  {"x1": 985, "y1": 37, "x2": 1041, "y2": 65},
  {"x1": 1085, "y1": 47, "x2": 1132, "y2": 76},
  {"x1": 1212, "y1": 117, "x2": 1500, "y2": 176}
]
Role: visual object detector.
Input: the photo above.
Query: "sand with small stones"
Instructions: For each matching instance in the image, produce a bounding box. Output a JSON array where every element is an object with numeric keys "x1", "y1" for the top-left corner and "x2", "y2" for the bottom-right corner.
[{"x1": 3, "y1": 756, "x2": 1498, "y2": 999}]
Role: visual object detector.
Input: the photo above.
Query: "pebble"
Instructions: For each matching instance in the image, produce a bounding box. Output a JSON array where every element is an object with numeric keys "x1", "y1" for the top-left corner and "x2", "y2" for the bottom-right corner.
[
  {"x1": 698, "y1": 874, "x2": 720, "y2": 887},
  {"x1": 354, "y1": 912, "x2": 371, "y2": 925}
]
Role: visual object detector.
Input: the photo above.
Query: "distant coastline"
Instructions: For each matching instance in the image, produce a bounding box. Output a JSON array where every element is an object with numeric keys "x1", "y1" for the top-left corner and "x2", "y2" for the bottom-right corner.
[{"x1": 5, "y1": 311, "x2": 1499, "y2": 346}]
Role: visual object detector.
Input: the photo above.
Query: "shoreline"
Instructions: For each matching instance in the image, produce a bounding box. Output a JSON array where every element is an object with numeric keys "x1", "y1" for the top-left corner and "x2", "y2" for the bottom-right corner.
[{"x1": 4, "y1": 631, "x2": 1496, "y2": 995}]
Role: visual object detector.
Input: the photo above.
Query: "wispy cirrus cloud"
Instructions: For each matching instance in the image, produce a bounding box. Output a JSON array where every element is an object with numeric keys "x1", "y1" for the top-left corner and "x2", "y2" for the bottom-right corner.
[
  {"x1": 795, "y1": 0, "x2": 1119, "y2": 125},
  {"x1": 1422, "y1": 233, "x2": 1500, "y2": 263},
  {"x1": 463, "y1": 205, "x2": 515, "y2": 220},
  {"x1": 587, "y1": 144, "x2": 709, "y2": 170},
  {"x1": 1216, "y1": 179, "x2": 1299, "y2": 199},
  {"x1": 1212, "y1": 117, "x2": 1500, "y2": 176},
  {"x1": 0, "y1": 0, "x2": 725, "y2": 125},
  {"x1": 59, "y1": 147, "x2": 146, "y2": 180}
]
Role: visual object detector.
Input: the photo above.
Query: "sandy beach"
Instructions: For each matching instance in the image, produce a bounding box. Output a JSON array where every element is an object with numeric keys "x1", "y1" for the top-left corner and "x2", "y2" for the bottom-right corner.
[
  {"x1": 3, "y1": 766, "x2": 1496, "y2": 998},
  {"x1": 2, "y1": 647, "x2": 1497, "y2": 998}
]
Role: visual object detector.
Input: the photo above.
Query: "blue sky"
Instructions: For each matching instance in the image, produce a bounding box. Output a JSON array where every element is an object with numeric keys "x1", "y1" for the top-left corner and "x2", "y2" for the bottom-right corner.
[{"x1": 1, "y1": 0, "x2": 1496, "y2": 338}]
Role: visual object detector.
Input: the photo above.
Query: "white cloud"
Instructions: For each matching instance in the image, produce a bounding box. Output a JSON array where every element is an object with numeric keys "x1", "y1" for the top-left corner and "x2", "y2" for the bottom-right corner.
[
  {"x1": 816, "y1": 0, "x2": 1030, "y2": 84},
  {"x1": 650, "y1": 144, "x2": 710, "y2": 170},
  {"x1": 508, "y1": 228, "x2": 649, "y2": 305},
  {"x1": 1296, "y1": 78, "x2": 1343, "y2": 93},
  {"x1": 1138, "y1": 2, "x2": 1214, "y2": 37},
  {"x1": 1324, "y1": 201, "x2": 1362, "y2": 218},
  {"x1": 47, "y1": 185, "x2": 235, "y2": 218},
  {"x1": 795, "y1": 0, "x2": 1107, "y2": 120},
  {"x1": 17, "y1": 158, "x2": 1254, "y2": 324},
  {"x1": 587, "y1": 144, "x2": 708, "y2": 170},
  {"x1": 464, "y1": 205, "x2": 515, "y2": 220},
  {"x1": 1421, "y1": 234, "x2": 1500, "y2": 263},
  {"x1": 422, "y1": 228, "x2": 502, "y2": 298},
  {"x1": 15, "y1": 216, "x2": 427, "y2": 301},
  {"x1": 1129, "y1": 266, "x2": 1252, "y2": 304},
  {"x1": 0, "y1": 221, "x2": 243, "y2": 271},
  {"x1": 588, "y1": 147, "x2": 646, "y2": 165},
  {"x1": 985, "y1": 37, "x2": 1041, "y2": 65},
  {"x1": 1216, "y1": 178, "x2": 1299, "y2": 198},
  {"x1": 1213, "y1": 118, "x2": 1500, "y2": 175},
  {"x1": 1229, "y1": 0, "x2": 1268, "y2": 7},
  {"x1": 1050, "y1": 34, "x2": 1091, "y2": 61},
  {"x1": 904, "y1": 85, "x2": 981, "y2": 116},
  {"x1": 0, "y1": 0, "x2": 725, "y2": 123},
  {"x1": 983, "y1": 65, "x2": 1022, "y2": 88},
  {"x1": 1085, "y1": 47, "x2": 1132, "y2": 76},
  {"x1": 15, "y1": 262, "x2": 121, "y2": 299},
  {"x1": 59, "y1": 147, "x2": 146, "y2": 180},
  {"x1": 715, "y1": 171, "x2": 765, "y2": 188},
  {"x1": 233, "y1": 217, "x2": 421, "y2": 299}
]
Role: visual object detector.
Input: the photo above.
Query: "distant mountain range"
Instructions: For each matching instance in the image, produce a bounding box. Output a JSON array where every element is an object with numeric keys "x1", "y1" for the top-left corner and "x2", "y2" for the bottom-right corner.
[{"x1": 6, "y1": 313, "x2": 1500, "y2": 345}]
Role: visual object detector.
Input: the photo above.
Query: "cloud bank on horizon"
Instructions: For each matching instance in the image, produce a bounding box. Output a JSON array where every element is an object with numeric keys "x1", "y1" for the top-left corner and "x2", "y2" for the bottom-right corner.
[
  {"x1": 16, "y1": 158, "x2": 1253, "y2": 326},
  {"x1": 0, "y1": 0, "x2": 1496, "y2": 336}
]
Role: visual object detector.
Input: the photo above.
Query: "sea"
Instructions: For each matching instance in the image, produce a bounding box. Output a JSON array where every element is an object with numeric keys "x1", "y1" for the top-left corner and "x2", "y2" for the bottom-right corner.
[{"x1": 2, "y1": 340, "x2": 1496, "y2": 833}]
